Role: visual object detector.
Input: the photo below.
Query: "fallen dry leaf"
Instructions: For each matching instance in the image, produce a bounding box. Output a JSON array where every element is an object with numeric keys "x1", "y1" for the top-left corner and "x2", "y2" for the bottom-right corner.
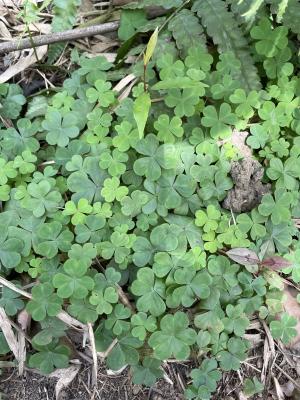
[
  {"x1": 0, "y1": 0, "x2": 22, "y2": 6},
  {"x1": 13, "y1": 23, "x2": 52, "y2": 34},
  {"x1": 50, "y1": 365, "x2": 80, "y2": 400},
  {"x1": 226, "y1": 248, "x2": 260, "y2": 266},
  {"x1": 261, "y1": 256, "x2": 292, "y2": 271},
  {"x1": 0, "y1": 21, "x2": 11, "y2": 39},
  {"x1": 0, "y1": 45, "x2": 47, "y2": 83},
  {"x1": 0, "y1": 306, "x2": 19, "y2": 359},
  {"x1": 282, "y1": 286, "x2": 300, "y2": 349},
  {"x1": 273, "y1": 377, "x2": 285, "y2": 400}
]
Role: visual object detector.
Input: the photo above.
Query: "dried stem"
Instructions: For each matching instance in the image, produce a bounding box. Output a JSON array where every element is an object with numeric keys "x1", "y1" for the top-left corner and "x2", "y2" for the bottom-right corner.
[
  {"x1": 0, "y1": 276, "x2": 86, "y2": 331},
  {"x1": 0, "y1": 22, "x2": 119, "y2": 54}
]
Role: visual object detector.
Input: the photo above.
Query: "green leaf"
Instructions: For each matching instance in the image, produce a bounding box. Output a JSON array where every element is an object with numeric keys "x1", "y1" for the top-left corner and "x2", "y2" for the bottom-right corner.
[
  {"x1": 144, "y1": 27, "x2": 159, "y2": 65},
  {"x1": 42, "y1": 110, "x2": 80, "y2": 147},
  {"x1": 29, "y1": 342, "x2": 70, "y2": 374},
  {"x1": 131, "y1": 268, "x2": 166, "y2": 317},
  {"x1": 243, "y1": 377, "x2": 264, "y2": 397},
  {"x1": 168, "y1": 9, "x2": 206, "y2": 53},
  {"x1": 132, "y1": 357, "x2": 163, "y2": 386},
  {"x1": 118, "y1": 10, "x2": 147, "y2": 41},
  {"x1": 32, "y1": 318, "x2": 67, "y2": 346},
  {"x1": 133, "y1": 91, "x2": 151, "y2": 139},
  {"x1": 0, "y1": 286, "x2": 24, "y2": 316},
  {"x1": 35, "y1": 221, "x2": 73, "y2": 258},
  {"x1": 201, "y1": 103, "x2": 237, "y2": 139},
  {"x1": 53, "y1": 259, "x2": 94, "y2": 299},
  {"x1": 148, "y1": 311, "x2": 197, "y2": 360},
  {"x1": 185, "y1": 359, "x2": 221, "y2": 400},
  {"x1": 250, "y1": 18, "x2": 288, "y2": 58},
  {"x1": 270, "y1": 313, "x2": 297, "y2": 344},
  {"x1": 26, "y1": 283, "x2": 62, "y2": 321},
  {"x1": 192, "y1": 0, "x2": 261, "y2": 92}
]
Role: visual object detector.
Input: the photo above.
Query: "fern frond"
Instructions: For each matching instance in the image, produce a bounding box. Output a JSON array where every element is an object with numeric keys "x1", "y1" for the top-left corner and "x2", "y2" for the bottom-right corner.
[
  {"x1": 229, "y1": 0, "x2": 268, "y2": 26},
  {"x1": 192, "y1": 0, "x2": 261, "y2": 92},
  {"x1": 48, "y1": 0, "x2": 80, "y2": 64},
  {"x1": 168, "y1": 9, "x2": 206, "y2": 54},
  {"x1": 282, "y1": 0, "x2": 300, "y2": 33}
]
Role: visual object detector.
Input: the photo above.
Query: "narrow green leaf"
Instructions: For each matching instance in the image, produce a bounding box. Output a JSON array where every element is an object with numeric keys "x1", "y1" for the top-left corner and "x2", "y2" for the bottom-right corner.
[
  {"x1": 144, "y1": 27, "x2": 159, "y2": 66},
  {"x1": 133, "y1": 92, "x2": 151, "y2": 139}
]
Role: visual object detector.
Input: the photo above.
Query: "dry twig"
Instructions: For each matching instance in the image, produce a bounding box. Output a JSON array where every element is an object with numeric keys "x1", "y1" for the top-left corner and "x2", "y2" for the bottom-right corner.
[
  {"x1": 0, "y1": 275, "x2": 86, "y2": 331},
  {"x1": 0, "y1": 22, "x2": 119, "y2": 54}
]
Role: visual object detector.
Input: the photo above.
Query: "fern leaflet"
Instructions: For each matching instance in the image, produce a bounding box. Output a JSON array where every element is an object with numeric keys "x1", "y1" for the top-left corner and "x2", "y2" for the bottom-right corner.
[
  {"x1": 192, "y1": 0, "x2": 261, "y2": 92},
  {"x1": 168, "y1": 9, "x2": 206, "y2": 54}
]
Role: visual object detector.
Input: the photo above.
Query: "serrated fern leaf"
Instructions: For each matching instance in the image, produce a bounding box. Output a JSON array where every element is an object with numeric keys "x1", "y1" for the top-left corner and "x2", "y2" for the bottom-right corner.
[
  {"x1": 48, "y1": 0, "x2": 80, "y2": 64},
  {"x1": 282, "y1": 0, "x2": 300, "y2": 33},
  {"x1": 168, "y1": 9, "x2": 206, "y2": 54},
  {"x1": 230, "y1": 0, "x2": 266, "y2": 24},
  {"x1": 47, "y1": 43, "x2": 66, "y2": 65},
  {"x1": 192, "y1": 0, "x2": 261, "y2": 92}
]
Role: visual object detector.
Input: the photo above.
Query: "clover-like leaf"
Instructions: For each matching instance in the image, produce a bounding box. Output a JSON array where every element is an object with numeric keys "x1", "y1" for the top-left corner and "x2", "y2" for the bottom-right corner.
[
  {"x1": 148, "y1": 311, "x2": 197, "y2": 360},
  {"x1": 63, "y1": 198, "x2": 93, "y2": 225},
  {"x1": 131, "y1": 312, "x2": 157, "y2": 341},
  {"x1": 90, "y1": 286, "x2": 118, "y2": 315},
  {"x1": 185, "y1": 359, "x2": 221, "y2": 400},
  {"x1": 99, "y1": 149, "x2": 128, "y2": 177},
  {"x1": 42, "y1": 110, "x2": 80, "y2": 147},
  {"x1": 53, "y1": 259, "x2": 94, "y2": 299},
  {"x1": 29, "y1": 342, "x2": 70, "y2": 374},
  {"x1": 132, "y1": 357, "x2": 163, "y2": 387},
  {"x1": 250, "y1": 18, "x2": 288, "y2": 58},
  {"x1": 32, "y1": 317, "x2": 67, "y2": 346},
  {"x1": 201, "y1": 103, "x2": 237, "y2": 139},
  {"x1": 258, "y1": 189, "x2": 292, "y2": 225},
  {"x1": 131, "y1": 268, "x2": 166, "y2": 317},
  {"x1": 26, "y1": 283, "x2": 62, "y2": 321},
  {"x1": 267, "y1": 157, "x2": 300, "y2": 190},
  {"x1": 0, "y1": 286, "x2": 24, "y2": 316},
  {"x1": 86, "y1": 79, "x2": 115, "y2": 107},
  {"x1": 101, "y1": 177, "x2": 128, "y2": 202},
  {"x1": 35, "y1": 221, "x2": 73, "y2": 258},
  {"x1": 270, "y1": 313, "x2": 297, "y2": 344},
  {"x1": 154, "y1": 114, "x2": 184, "y2": 143}
]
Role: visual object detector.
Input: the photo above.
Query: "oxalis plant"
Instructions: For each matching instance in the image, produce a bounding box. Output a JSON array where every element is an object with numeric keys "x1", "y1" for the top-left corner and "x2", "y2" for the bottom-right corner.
[{"x1": 0, "y1": 0, "x2": 300, "y2": 398}]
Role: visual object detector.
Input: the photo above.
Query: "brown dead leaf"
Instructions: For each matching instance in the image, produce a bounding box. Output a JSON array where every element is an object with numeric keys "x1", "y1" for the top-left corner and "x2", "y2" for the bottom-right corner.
[
  {"x1": 17, "y1": 331, "x2": 25, "y2": 375},
  {"x1": 17, "y1": 308, "x2": 31, "y2": 331},
  {"x1": 0, "y1": 307, "x2": 18, "y2": 359},
  {"x1": 0, "y1": 21, "x2": 11, "y2": 39},
  {"x1": 13, "y1": 23, "x2": 52, "y2": 34},
  {"x1": 226, "y1": 248, "x2": 260, "y2": 266},
  {"x1": 0, "y1": 0, "x2": 22, "y2": 6},
  {"x1": 49, "y1": 365, "x2": 80, "y2": 400},
  {"x1": 261, "y1": 256, "x2": 292, "y2": 271},
  {"x1": 273, "y1": 377, "x2": 285, "y2": 400},
  {"x1": 282, "y1": 286, "x2": 300, "y2": 349},
  {"x1": 90, "y1": 41, "x2": 118, "y2": 54},
  {"x1": 0, "y1": 45, "x2": 47, "y2": 83}
]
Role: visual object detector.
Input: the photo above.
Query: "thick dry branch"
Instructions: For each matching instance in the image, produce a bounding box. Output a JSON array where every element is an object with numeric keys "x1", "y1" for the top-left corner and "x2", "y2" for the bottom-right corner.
[{"x1": 0, "y1": 21, "x2": 119, "y2": 54}]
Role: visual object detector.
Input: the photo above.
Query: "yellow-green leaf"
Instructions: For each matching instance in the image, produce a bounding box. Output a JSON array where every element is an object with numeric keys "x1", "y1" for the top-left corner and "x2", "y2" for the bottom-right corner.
[
  {"x1": 144, "y1": 27, "x2": 159, "y2": 66},
  {"x1": 133, "y1": 92, "x2": 151, "y2": 139}
]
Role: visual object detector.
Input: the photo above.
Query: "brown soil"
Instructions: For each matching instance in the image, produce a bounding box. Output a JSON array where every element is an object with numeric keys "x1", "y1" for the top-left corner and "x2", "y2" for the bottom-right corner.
[{"x1": 0, "y1": 363, "x2": 188, "y2": 400}]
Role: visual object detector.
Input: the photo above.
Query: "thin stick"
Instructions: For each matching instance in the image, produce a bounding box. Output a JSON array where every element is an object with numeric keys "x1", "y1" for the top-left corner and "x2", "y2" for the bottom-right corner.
[
  {"x1": 274, "y1": 363, "x2": 300, "y2": 390},
  {"x1": 97, "y1": 338, "x2": 118, "y2": 358},
  {"x1": 88, "y1": 323, "x2": 98, "y2": 387},
  {"x1": 0, "y1": 276, "x2": 86, "y2": 331},
  {"x1": 0, "y1": 21, "x2": 119, "y2": 54}
]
